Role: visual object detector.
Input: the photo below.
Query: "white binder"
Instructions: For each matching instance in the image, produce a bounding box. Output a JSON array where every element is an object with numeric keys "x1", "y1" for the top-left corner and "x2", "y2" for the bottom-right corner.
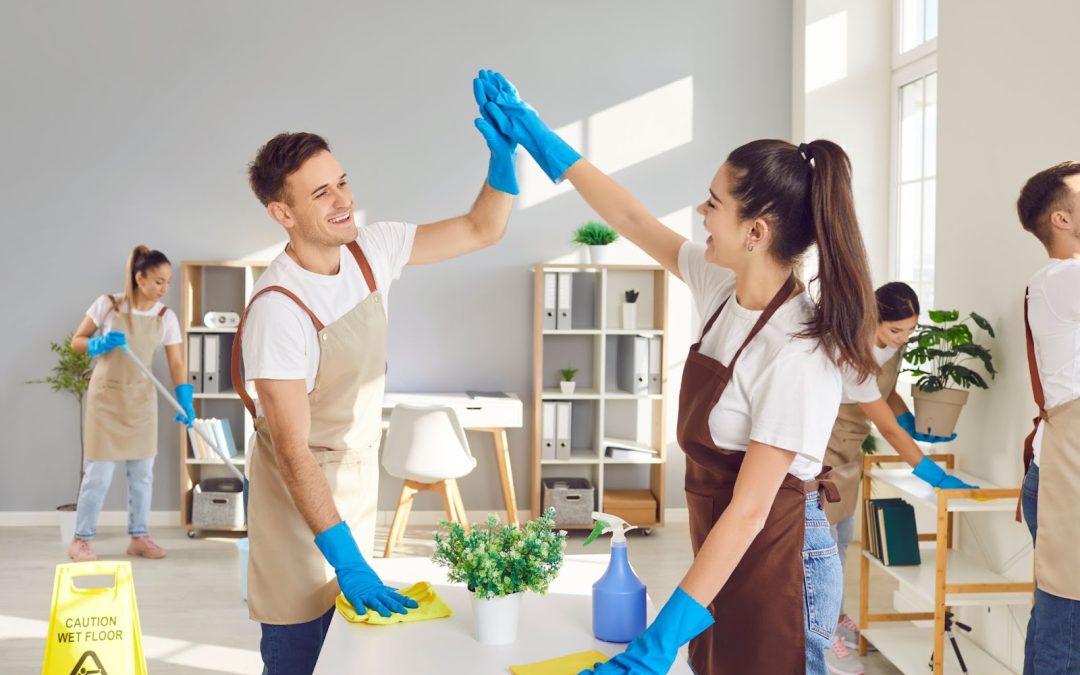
[
  {"x1": 203, "y1": 334, "x2": 221, "y2": 393},
  {"x1": 541, "y1": 402, "x2": 557, "y2": 460},
  {"x1": 617, "y1": 335, "x2": 649, "y2": 394},
  {"x1": 648, "y1": 336, "x2": 662, "y2": 395},
  {"x1": 187, "y1": 334, "x2": 203, "y2": 393},
  {"x1": 556, "y1": 272, "x2": 573, "y2": 330},
  {"x1": 555, "y1": 401, "x2": 572, "y2": 460},
  {"x1": 543, "y1": 273, "x2": 558, "y2": 330}
]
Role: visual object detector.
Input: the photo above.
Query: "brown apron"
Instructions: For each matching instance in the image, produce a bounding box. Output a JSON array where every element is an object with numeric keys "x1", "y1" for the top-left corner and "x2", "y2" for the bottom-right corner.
[
  {"x1": 84, "y1": 306, "x2": 167, "y2": 461},
  {"x1": 233, "y1": 241, "x2": 384, "y2": 624},
  {"x1": 822, "y1": 351, "x2": 901, "y2": 524},
  {"x1": 679, "y1": 275, "x2": 839, "y2": 675}
]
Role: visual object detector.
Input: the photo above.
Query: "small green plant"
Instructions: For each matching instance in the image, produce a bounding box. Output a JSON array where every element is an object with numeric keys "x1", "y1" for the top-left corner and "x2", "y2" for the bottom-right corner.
[
  {"x1": 559, "y1": 366, "x2": 578, "y2": 382},
  {"x1": 573, "y1": 221, "x2": 619, "y2": 246},
  {"x1": 625, "y1": 289, "x2": 639, "y2": 303},
  {"x1": 432, "y1": 508, "x2": 567, "y2": 599},
  {"x1": 861, "y1": 434, "x2": 877, "y2": 455},
  {"x1": 903, "y1": 310, "x2": 997, "y2": 393}
]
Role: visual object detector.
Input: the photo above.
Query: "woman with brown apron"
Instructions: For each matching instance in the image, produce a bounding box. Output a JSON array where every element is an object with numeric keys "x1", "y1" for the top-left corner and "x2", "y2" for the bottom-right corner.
[
  {"x1": 477, "y1": 71, "x2": 880, "y2": 674},
  {"x1": 822, "y1": 282, "x2": 974, "y2": 675},
  {"x1": 68, "y1": 245, "x2": 195, "y2": 562}
]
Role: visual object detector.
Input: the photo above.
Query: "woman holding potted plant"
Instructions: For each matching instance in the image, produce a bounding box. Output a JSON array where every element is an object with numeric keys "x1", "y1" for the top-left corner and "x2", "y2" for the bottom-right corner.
[
  {"x1": 475, "y1": 70, "x2": 875, "y2": 674},
  {"x1": 67, "y1": 245, "x2": 194, "y2": 562}
]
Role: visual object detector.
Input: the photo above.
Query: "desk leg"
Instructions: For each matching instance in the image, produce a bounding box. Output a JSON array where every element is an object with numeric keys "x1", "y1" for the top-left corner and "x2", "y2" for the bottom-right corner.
[{"x1": 486, "y1": 428, "x2": 519, "y2": 525}]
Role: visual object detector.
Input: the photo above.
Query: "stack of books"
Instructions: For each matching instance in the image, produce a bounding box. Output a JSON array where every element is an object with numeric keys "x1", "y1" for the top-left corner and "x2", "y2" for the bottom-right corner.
[
  {"x1": 603, "y1": 437, "x2": 659, "y2": 461},
  {"x1": 188, "y1": 418, "x2": 240, "y2": 460},
  {"x1": 865, "y1": 498, "x2": 921, "y2": 566}
]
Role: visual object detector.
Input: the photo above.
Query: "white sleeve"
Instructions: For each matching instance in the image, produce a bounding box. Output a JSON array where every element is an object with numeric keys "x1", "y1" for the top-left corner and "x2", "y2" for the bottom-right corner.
[
  {"x1": 1045, "y1": 264, "x2": 1080, "y2": 322},
  {"x1": 241, "y1": 293, "x2": 313, "y2": 382},
  {"x1": 85, "y1": 295, "x2": 114, "y2": 331},
  {"x1": 678, "y1": 241, "x2": 735, "y2": 318},
  {"x1": 748, "y1": 349, "x2": 842, "y2": 461},
  {"x1": 841, "y1": 364, "x2": 883, "y2": 404},
  {"x1": 161, "y1": 309, "x2": 182, "y2": 346},
  {"x1": 359, "y1": 221, "x2": 417, "y2": 287}
]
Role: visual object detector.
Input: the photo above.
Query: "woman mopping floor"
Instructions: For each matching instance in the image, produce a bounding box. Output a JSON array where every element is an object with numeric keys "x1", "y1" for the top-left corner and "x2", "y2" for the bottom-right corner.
[{"x1": 68, "y1": 245, "x2": 195, "y2": 561}]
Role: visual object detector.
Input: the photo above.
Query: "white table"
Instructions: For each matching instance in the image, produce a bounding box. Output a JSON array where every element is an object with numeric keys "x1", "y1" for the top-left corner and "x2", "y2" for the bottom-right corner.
[{"x1": 314, "y1": 555, "x2": 694, "y2": 674}]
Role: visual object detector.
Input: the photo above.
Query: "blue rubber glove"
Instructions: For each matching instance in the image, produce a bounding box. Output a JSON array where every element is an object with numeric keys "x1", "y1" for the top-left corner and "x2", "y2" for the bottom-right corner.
[
  {"x1": 476, "y1": 69, "x2": 582, "y2": 183},
  {"x1": 472, "y1": 77, "x2": 518, "y2": 195},
  {"x1": 912, "y1": 456, "x2": 979, "y2": 490},
  {"x1": 314, "y1": 521, "x2": 418, "y2": 618},
  {"x1": 896, "y1": 412, "x2": 957, "y2": 443},
  {"x1": 174, "y1": 384, "x2": 195, "y2": 427},
  {"x1": 580, "y1": 588, "x2": 714, "y2": 675},
  {"x1": 87, "y1": 331, "x2": 126, "y2": 357}
]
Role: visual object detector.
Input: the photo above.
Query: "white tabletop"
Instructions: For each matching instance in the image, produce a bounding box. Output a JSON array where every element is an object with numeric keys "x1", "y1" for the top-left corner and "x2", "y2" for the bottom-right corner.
[
  {"x1": 382, "y1": 392, "x2": 523, "y2": 429},
  {"x1": 314, "y1": 554, "x2": 693, "y2": 675}
]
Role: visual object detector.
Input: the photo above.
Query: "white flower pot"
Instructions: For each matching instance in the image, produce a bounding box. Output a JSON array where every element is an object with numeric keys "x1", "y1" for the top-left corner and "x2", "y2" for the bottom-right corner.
[
  {"x1": 560, "y1": 381, "x2": 576, "y2": 395},
  {"x1": 623, "y1": 303, "x2": 637, "y2": 330},
  {"x1": 57, "y1": 504, "x2": 77, "y2": 546},
  {"x1": 472, "y1": 592, "x2": 523, "y2": 645},
  {"x1": 911, "y1": 385, "x2": 970, "y2": 438},
  {"x1": 588, "y1": 245, "x2": 611, "y2": 265}
]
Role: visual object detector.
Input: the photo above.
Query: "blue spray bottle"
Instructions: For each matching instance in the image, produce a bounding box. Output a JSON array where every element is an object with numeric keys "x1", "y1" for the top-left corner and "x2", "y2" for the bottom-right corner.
[{"x1": 583, "y1": 511, "x2": 646, "y2": 643}]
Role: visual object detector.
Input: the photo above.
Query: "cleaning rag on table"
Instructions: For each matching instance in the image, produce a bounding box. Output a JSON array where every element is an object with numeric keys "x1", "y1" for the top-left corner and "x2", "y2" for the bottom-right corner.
[
  {"x1": 509, "y1": 649, "x2": 610, "y2": 674},
  {"x1": 335, "y1": 581, "x2": 451, "y2": 625}
]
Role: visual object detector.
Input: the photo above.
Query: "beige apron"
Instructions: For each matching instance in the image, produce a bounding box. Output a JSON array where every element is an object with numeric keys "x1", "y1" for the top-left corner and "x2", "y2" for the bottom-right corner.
[
  {"x1": 1034, "y1": 396, "x2": 1080, "y2": 601},
  {"x1": 234, "y1": 241, "x2": 384, "y2": 625},
  {"x1": 822, "y1": 351, "x2": 901, "y2": 525},
  {"x1": 84, "y1": 306, "x2": 167, "y2": 461}
]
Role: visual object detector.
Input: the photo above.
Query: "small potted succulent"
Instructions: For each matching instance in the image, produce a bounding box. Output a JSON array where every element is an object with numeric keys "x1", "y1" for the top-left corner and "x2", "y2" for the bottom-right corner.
[
  {"x1": 432, "y1": 509, "x2": 566, "y2": 645},
  {"x1": 573, "y1": 221, "x2": 619, "y2": 265},
  {"x1": 623, "y1": 289, "x2": 639, "y2": 330},
  {"x1": 558, "y1": 366, "x2": 578, "y2": 395}
]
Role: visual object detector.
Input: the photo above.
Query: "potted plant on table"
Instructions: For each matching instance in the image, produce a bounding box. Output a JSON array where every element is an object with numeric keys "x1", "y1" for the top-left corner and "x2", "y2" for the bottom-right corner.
[
  {"x1": 902, "y1": 309, "x2": 996, "y2": 438},
  {"x1": 573, "y1": 221, "x2": 619, "y2": 265},
  {"x1": 26, "y1": 333, "x2": 93, "y2": 545},
  {"x1": 432, "y1": 508, "x2": 566, "y2": 645},
  {"x1": 558, "y1": 366, "x2": 578, "y2": 395}
]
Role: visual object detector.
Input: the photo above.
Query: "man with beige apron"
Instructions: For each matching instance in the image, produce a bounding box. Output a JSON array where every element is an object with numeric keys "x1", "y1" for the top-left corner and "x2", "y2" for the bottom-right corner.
[
  {"x1": 236, "y1": 130, "x2": 513, "y2": 674},
  {"x1": 1016, "y1": 161, "x2": 1080, "y2": 675}
]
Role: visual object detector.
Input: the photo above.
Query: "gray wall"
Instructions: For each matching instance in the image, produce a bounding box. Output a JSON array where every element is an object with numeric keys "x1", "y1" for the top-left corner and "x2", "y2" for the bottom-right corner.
[{"x1": 0, "y1": 2, "x2": 792, "y2": 514}]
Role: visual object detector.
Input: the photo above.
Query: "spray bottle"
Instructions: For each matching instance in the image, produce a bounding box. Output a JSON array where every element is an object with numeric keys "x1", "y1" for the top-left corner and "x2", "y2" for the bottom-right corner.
[{"x1": 583, "y1": 511, "x2": 646, "y2": 643}]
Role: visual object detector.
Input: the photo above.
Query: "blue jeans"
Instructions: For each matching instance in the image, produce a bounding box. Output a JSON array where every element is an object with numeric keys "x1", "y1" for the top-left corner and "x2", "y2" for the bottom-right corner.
[
  {"x1": 74, "y1": 458, "x2": 154, "y2": 539},
  {"x1": 831, "y1": 513, "x2": 855, "y2": 613},
  {"x1": 1022, "y1": 464, "x2": 1080, "y2": 675},
  {"x1": 260, "y1": 607, "x2": 335, "y2": 675},
  {"x1": 805, "y1": 493, "x2": 843, "y2": 674}
]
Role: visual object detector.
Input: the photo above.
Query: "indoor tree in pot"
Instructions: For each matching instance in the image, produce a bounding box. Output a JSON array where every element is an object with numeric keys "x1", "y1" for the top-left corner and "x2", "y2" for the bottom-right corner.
[
  {"x1": 432, "y1": 508, "x2": 566, "y2": 645},
  {"x1": 26, "y1": 333, "x2": 93, "y2": 544},
  {"x1": 573, "y1": 220, "x2": 619, "y2": 265},
  {"x1": 902, "y1": 309, "x2": 996, "y2": 438}
]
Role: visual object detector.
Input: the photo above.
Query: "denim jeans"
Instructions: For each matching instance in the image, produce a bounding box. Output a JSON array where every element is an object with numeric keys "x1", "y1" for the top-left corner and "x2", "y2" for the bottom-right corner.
[
  {"x1": 1022, "y1": 463, "x2": 1080, "y2": 675},
  {"x1": 260, "y1": 607, "x2": 335, "y2": 675},
  {"x1": 74, "y1": 458, "x2": 154, "y2": 539},
  {"x1": 805, "y1": 493, "x2": 843, "y2": 674},
  {"x1": 831, "y1": 513, "x2": 855, "y2": 612}
]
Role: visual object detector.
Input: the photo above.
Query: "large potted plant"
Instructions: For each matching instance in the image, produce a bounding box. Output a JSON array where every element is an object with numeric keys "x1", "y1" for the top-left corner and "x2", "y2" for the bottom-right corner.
[
  {"x1": 26, "y1": 333, "x2": 93, "y2": 544},
  {"x1": 432, "y1": 508, "x2": 566, "y2": 645},
  {"x1": 902, "y1": 309, "x2": 996, "y2": 438},
  {"x1": 573, "y1": 221, "x2": 619, "y2": 265}
]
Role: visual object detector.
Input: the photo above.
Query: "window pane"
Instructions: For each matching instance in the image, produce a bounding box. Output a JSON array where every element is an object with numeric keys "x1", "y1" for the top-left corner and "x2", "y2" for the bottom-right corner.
[
  {"x1": 900, "y1": 78, "x2": 924, "y2": 182},
  {"x1": 897, "y1": 182, "x2": 923, "y2": 283},
  {"x1": 921, "y1": 179, "x2": 936, "y2": 309},
  {"x1": 926, "y1": 0, "x2": 939, "y2": 42},
  {"x1": 901, "y1": 0, "x2": 925, "y2": 52},
  {"x1": 924, "y1": 73, "x2": 937, "y2": 177}
]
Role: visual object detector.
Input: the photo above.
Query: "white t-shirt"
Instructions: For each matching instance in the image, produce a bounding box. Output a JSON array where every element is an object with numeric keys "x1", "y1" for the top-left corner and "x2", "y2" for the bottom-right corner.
[
  {"x1": 840, "y1": 345, "x2": 900, "y2": 405},
  {"x1": 241, "y1": 222, "x2": 417, "y2": 394},
  {"x1": 678, "y1": 242, "x2": 843, "y2": 481},
  {"x1": 85, "y1": 294, "x2": 181, "y2": 347},
  {"x1": 1027, "y1": 258, "x2": 1080, "y2": 465}
]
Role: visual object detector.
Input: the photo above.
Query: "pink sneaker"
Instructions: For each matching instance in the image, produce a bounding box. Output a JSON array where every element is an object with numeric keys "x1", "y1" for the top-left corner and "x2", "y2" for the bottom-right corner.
[
  {"x1": 127, "y1": 536, "x2": 166, "y2": 559},
  {"x1": 68, "y1": 538, "x2": 97, "y2": 562}
]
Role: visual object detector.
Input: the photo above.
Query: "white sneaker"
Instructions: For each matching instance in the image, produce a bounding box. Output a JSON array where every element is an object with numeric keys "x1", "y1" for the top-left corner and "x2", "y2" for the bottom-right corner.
[
  {"x1": 836, "y1": 614, "x2": 860, "y2": 649},
  {"x1": 826, "y1": 637, "x2": 864, "y2": 675}
]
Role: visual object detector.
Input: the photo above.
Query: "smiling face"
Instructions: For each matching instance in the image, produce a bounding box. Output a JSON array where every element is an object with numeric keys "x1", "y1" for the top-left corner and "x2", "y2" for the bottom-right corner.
[
  {"x1": 134, "y1": 263, "x2": 172, "y2": 304},
  {"x1": 696, "y1": 163, "x2": 760, "y2": 268},
  {"x1": 272, "y1": 150, "x2": 357, "y2": 247},
  {"x1": 876, "y1": 315, "x2": 918, "y2": 350}
]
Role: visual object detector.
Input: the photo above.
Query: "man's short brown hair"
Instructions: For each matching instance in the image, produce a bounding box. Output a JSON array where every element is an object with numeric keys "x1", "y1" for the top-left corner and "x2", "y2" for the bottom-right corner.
[
  {"x1": 248, "y1": 132, "x2": 330, "y2": 206},
  {"x1": 1017, "y1": 161, "x2": 1080, "y2": 245}
]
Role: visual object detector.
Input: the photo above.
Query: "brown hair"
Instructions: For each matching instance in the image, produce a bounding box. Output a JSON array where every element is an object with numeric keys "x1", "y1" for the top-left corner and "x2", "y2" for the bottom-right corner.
[
  {"x1": 248, "y1": 132, "x2": 331, "y2": 206},
  {"x1": 726, "y1": 139, "x2": 878, "y2": 380},
  {"x1": 109, "y1": 245, "x2": 171, "y2": 332},
  {"x1": 1017, "y1": 161, "x2": 1080, "y2": 246}
]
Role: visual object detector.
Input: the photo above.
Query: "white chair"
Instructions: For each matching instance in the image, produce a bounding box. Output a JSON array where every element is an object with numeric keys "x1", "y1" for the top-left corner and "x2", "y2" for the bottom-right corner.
[{"x1": 381, "y1": 404, "x2": 477, "y2": 557}]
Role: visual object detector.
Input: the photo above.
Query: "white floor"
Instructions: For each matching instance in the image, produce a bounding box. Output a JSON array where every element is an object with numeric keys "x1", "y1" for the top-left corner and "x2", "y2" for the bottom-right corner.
[{"x1": 0, "y1": 522, "x2": 901, "y2": 674}]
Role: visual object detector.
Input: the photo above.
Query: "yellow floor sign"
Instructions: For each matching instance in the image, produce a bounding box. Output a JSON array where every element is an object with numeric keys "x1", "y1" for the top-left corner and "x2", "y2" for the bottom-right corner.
[{"x1": 42, "y1": 561, "x2": 146, "y2": 675}]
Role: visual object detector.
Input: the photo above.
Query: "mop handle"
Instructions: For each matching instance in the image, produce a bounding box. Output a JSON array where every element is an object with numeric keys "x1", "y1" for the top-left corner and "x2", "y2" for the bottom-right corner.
[{"x1": 120, "y1": 346, "x2": 244, "y2": 481}]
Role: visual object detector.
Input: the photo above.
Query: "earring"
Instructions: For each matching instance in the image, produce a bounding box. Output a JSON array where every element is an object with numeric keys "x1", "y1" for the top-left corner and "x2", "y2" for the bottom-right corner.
[{"x1": 746, "y1": 242, "x2": 754, "y2": 252}]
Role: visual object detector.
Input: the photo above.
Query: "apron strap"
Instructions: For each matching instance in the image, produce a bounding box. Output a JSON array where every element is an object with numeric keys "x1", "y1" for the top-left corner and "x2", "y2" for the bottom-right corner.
[
  {"x1": 346, "y1": 241, "x2": 378, "y2": 294},
  {"x1": 694, "y1": 298, "x2": 730, "y2": 346},
  {"x1": 1020, "y1": 288, "x2": 1047, "y2": 520},
  {"x1": 157, "y1": 305, "x2": 168, "y2": 318},
  {"x1": 727, "y1": 274, "x2": 798, "y2": 370}
]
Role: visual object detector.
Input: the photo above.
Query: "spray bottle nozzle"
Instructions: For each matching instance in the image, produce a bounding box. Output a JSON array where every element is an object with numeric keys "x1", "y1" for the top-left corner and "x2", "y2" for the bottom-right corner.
[{"x1": 582, "y1": 511, "x2": 637, "y2": 546}]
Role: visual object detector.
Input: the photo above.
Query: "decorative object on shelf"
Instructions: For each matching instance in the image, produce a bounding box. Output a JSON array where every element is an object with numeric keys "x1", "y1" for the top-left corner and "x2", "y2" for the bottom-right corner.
[
  {"x1": 202, "y1": 311, "x2": 240, "y2": 328},
  {"x1": 573, "y1": 221, "x2": 619, "y2": 265},
  {"x1": 623, "y1": 289, "x2": 639, "y2": 330},
  {"x1": 903, "y1": 309, "x2": 996, "y2": 438},
  {"x1": 559, "y1": 365, "x2": 578, "y2": 394},
  {"x1": 432, "y1": 508, "x2": 567, "y2": 644},
  {"x1": 26, "y1": 333, "x2": 93, "y2": 545}
]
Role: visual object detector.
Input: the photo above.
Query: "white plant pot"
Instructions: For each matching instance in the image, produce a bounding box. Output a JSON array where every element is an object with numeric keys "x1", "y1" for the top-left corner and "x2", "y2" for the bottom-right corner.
[
  {"x1": 57, "y1": 505, "x2": 77, "y2": 546},
  {"x1": 588, "y1": 245, "x2": 611, "y2": 265},
  {"x1": 560, "y1": 381, "x2": 576, "y2": 395},
  {"x1": 623, "y1": 303, "x2": 637, "y2": 330},
  {"x1": 472, "y1": 592, "x2": 523, "y2": 645},
  {"x1": 911, "y1": 385, "x2": 970, "y2": 438}
]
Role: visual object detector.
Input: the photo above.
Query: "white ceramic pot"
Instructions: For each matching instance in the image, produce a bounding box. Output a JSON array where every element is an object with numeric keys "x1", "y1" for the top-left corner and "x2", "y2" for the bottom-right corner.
[
  {"x1": 472, "y1": 591, "x2": 523, "y2": 645},
  {"x1": 623, "y1": 303, "x2": 637, "y2": 330},
  {"x1": 911, "y1": 385, "x2": 970, "y2": 438},
  {"x1": 57, "y1": 504, "x2": 77, "y2": 546},
  {"x1": 560, "y1": 381, "x2": 576, "y2": 395},
  {"x1": 588, "y1": 245, "x2": 611, "y2": 265}
]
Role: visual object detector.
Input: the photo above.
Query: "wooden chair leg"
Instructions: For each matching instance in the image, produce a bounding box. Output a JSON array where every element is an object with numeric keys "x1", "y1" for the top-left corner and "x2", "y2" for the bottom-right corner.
[
  {"x1": 447, "y1": 478, "x2": 469, "y2": 531},
  {"x1": 435, "y1": 481, "x2": 458, "y2": 525},
  {"x1": 384, "y1": 483, "x2": 417, "y2": 558}
]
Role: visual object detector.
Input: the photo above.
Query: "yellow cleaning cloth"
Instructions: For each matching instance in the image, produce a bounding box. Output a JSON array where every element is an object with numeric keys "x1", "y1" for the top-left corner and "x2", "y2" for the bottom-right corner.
[
  {"x1": 335, "y1": 581, "x2": 452, "y2": 625},
  {"x1": 509, "y1": 650, "x2": 610, "y2": 674}
]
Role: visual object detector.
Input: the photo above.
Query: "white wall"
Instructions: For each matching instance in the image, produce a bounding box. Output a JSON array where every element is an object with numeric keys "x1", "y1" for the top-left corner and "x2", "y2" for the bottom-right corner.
[{"x1": 0, "y1": 2, "x2": 794, "y2": 516}]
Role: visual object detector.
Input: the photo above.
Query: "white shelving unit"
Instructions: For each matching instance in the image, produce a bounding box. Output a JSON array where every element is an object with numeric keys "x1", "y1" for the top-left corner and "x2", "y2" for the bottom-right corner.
[{"x1": 858, "y1": 454, "x2": 1033, "y2": 674}]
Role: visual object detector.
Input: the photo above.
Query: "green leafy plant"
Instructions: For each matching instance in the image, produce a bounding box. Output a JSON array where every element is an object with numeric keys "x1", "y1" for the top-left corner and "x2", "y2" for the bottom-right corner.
[
  {"x1": 902, "y1": 310, "x2": 997, "y2": 393},
  {"x1": 558, "y1": 366, "x2": 578, "y2": 382},
  {"x1": 624, "y1": 289, "x2": 639, "y2": 303},
  {"x1": 573, "y1": 221, "x2": 619, "y2": 246},
  {"x1": 432, "y1": 508, "x2": 567, "y2": 600},
  {"x1": 861, "y1": 434, "x2": 878, "y2": 455}
]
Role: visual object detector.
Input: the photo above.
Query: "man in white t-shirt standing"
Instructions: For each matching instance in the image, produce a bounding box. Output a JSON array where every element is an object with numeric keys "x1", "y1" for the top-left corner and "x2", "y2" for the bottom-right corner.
[
  {"x1": 234, "y1": 121, "x2": 515, "y2": 674},
  {"x1": 1017, "y1": 160, "x2": 1080, "y2": 675}
]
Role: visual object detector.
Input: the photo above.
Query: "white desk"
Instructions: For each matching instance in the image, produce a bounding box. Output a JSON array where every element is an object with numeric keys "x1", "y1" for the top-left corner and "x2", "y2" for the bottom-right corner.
[
  {"x1": 382, "y1": 393, "x2": 524, "y2": 524},
  {"x1": 314, "y1": 555, "x2": 693, "y2": 675}
]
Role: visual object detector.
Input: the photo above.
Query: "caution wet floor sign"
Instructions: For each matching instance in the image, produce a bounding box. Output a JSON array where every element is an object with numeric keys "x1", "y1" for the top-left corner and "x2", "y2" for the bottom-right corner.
[{"x1": 41, "y1": 561, "x2": 146, "y2": 675}]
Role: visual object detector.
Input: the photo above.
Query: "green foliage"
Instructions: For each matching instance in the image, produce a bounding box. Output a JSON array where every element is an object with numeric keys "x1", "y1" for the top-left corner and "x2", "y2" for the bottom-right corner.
[
  {"x1": 903, "y1": 311, "x2": 996, "y2": 392},
  {"x1": 431, "y1": 508, "x2": 567, "y2": 600},
  {"x1": 573, "y1": 221, "x2": 619, "y2": 246},
  {"x1": 26, "y1": 333, "x2": 93, "y2": 402},
  {"x1": 861, "y1": 433, "x2": 878, "y2": 455},
  {"x1": 559, "y1": 366, "x2": 578, "y2": 382}
]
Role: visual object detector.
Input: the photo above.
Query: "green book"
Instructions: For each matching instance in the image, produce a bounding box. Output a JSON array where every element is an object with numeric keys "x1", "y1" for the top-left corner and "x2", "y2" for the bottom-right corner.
[
  {"x1": 867, "y1": 498, "x2": 905, "y2": 560},
  {"x1": 878, "y1": 501, "x2": 921, "y2": 566}
]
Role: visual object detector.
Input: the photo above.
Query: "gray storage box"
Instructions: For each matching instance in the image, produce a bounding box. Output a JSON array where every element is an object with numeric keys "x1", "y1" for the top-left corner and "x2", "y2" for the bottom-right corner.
[
  {"x1": 192, "y1": 478, "x2": 245, "y2": 529},
  {"x1": 541, "y1": 478, "x2": 595, "y2": 525}
]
